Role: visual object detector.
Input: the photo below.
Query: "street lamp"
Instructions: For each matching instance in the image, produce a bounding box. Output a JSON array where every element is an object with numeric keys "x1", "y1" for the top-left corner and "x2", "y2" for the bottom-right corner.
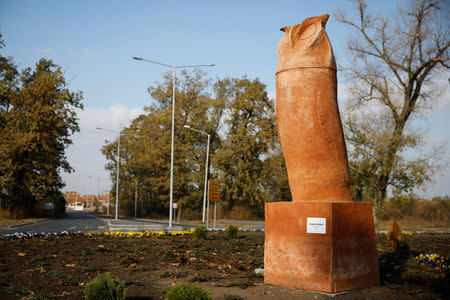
[
  {"x1": 126, "y1": 139, "x2": 140, "y2": 219},
  {"x1": 184, "y1": 125, "x2": 210, "y2": 223},
  {"x1": 133, "y1": 56, "x2": 214, "y2": 228},
  {"x1": 97, "y1": 127, "x2": 140, "y2": 220}
]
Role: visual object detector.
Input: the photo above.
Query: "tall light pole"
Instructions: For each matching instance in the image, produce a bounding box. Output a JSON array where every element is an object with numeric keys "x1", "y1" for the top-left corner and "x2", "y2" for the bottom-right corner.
[
  {"x1": 132, "y1": 56, "x2": 214, "y2": 228},
  {"x1": 97, "y1": 127, "x2": 140, "y2": 220},
  {"x1": 184, "y1": 125, "x2": 210, "y2": 223},
  {"x1": 135, "y1": 177, "x2": 138, "y2": 219},
  {"x1": 129, "y1": 139, "x2": 140, "y2": 219}
]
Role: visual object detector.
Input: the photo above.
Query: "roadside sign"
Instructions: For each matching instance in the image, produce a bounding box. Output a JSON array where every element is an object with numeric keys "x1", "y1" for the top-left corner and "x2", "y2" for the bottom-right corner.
[
  {"x1": 173, "y1": 203, "x2": 178, "y2": 209},
  {"x1": 208, "y1": 179, "x2": 220, "y2": 201}
]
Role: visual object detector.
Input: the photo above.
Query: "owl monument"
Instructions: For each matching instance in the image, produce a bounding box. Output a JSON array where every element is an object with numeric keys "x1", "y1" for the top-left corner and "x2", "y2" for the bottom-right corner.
[{"x1": 264, "y1": 14, "x2": 380, "y2": 292}]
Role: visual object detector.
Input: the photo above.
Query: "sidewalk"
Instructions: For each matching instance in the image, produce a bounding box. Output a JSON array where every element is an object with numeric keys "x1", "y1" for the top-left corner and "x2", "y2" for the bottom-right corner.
[
  {"x1": 0, "y1": 218, "x2": 48, "y2": 229},
  {"x1": 135, "y1": 217, "x2": 265, "y2": 230},
  {"x1": 105, "y1": 217, "x2": 266, "y2": 232}
]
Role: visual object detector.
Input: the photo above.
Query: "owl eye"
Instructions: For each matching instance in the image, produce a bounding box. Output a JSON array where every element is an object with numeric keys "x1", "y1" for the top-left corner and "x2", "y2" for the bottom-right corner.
[
  {"x1": 298, "y1": 24, "x2": 316, "y2": 40},
  {"x1": 288, "y1": 23, "x2": 317, "y2": 48}
]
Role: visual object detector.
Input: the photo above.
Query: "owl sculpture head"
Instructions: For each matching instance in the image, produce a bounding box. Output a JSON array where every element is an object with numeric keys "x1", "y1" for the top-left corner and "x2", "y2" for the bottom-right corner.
[{"x1": 276, "y1": 14, "x2": 336, "y2": 74}]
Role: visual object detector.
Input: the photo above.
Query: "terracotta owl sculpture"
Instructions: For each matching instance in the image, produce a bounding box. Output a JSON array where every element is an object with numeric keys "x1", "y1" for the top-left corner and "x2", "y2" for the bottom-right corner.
[{"x1": 276, "y1": 14, "x2": 354, "y2": 203}]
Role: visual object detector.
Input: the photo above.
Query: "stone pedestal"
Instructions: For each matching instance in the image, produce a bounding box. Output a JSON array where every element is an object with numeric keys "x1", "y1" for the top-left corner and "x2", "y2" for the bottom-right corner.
[{"x1": 264, "y1": 202, "x2": 380, "y2": 293}]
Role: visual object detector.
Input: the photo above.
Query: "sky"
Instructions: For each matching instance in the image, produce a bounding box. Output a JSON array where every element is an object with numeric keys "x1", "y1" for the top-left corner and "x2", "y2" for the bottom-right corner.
[{"x1": 1, "y1": 0, "x2": 449, "y2": 198}]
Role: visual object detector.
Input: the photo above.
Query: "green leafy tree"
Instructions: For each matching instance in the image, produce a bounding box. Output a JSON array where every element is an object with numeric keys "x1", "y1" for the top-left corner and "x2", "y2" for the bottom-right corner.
[
  {"x1": 261, "y1": 143, "x2": 291, "y2": 203},
  {"x1": 102, "y1": 70, "x2": 220, "y2": 218},
  {"x1": 215, "y1": 77, "x2": 278, "y2": 217},
  {"x1": 102, "y1": 72, "x2": 290, "y2": 219},
  {"x1": 336, "y1": 0, "x2": 449, "y2": 223},
  {"x1": 0, "y1": 43, "x2": 83, "y2": 217}
]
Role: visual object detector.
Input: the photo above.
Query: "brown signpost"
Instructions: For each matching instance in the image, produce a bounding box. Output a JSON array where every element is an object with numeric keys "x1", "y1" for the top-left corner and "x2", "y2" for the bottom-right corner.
[
  {"x1": 207, "y1": 179, "x2": 220, "y2": 229},
  {"x1": 208, "y1": 179, "x2": 220, "y2": 201}
]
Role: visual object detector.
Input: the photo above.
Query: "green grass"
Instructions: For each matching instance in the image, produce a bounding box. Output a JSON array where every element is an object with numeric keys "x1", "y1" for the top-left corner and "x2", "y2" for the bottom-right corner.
[{"x1": 5, "y1": 284, "x2": 29, "y2": 295}]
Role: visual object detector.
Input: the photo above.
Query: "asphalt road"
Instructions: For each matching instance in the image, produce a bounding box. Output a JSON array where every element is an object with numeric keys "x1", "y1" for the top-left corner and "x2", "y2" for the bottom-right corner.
[
  {"x1": 0, "y1": 211, "x2": 108, "y2": 236},
  {"x1": 0, "y1": 211, "x2": 266, "y2": 236}
]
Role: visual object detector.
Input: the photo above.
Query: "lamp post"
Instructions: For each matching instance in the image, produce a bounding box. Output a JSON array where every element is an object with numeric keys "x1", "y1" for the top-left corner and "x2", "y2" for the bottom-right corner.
[
  {"x1": 129, "y1": 140, "x2": 140, "y2": 219},
  {"x1": 135, "y1": 177, "x2": 138, "y2": 219},
  {"x1": 106, "y1": 191, "x2": 110, "y2": 215},
  {"x1": 97, "y1": 127, "x2": 140, "y2": 220},
  {"x1": 132, "y1": 56, "x2": 214, "y2": 228},
  {"x1": 184, "y1": 125, "x2": 210, "y2": 223}
]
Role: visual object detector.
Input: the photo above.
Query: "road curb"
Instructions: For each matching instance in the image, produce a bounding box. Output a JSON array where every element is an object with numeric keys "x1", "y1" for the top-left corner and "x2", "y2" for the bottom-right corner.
[{"x1": 8, "y1": 219, "x2": 49, "y2": 229}]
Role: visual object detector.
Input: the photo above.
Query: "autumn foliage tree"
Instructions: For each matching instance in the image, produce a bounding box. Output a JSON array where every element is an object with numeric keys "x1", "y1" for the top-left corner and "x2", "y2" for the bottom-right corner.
[
  {"x1": 0, "y1": 35, "x2": 83, "y2": 217},
  {"x1": 102, "y1": 70, "x2": 225, "y2": 218},
  {"x1": 336, "y1": 0, "x2": 449, "y2": 222},
  {"x1": 101, "y1": 71, "x2": 290, "y2": 219}
]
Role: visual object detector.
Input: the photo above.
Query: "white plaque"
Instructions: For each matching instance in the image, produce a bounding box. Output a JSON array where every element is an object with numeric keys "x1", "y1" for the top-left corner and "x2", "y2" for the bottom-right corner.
[{"x1": 307, "y1": 217, "x2": 326, "y2": 234}]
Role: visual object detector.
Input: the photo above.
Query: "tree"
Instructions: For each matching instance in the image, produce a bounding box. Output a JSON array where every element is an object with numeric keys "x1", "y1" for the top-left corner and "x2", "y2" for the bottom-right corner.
[
  {"x1": 336, "y1": 0, "x2": 449, "y2": 222},
  {"x1": 101, "y1": 72, "x2": 291, "y2": 219},
  {"x1": 0, "y1": 50, "x2": 83, "y2": 217},
  {"x1": 101, "y1": 69, "x2": 221, "y2": 219},
  {"x1": 261, "y1": 143, "x2": 292, "y2": 204},
  {"x1": 215, "y1": 77, "x2": 279, "y2": 217}
]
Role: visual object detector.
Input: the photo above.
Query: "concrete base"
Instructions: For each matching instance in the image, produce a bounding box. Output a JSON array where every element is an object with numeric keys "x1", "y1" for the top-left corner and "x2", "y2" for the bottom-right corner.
[{"x1": 264, "y1": 202, "x2": 380, "y2": 293}]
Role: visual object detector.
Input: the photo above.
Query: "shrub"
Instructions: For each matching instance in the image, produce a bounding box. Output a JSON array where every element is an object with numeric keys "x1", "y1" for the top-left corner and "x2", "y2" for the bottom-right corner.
[
  {"x1": 84, "y1": 273, "x2": 125, "y2": 300},
  {"x1": 387, "y1": 220, "x2": 402, "y2": 252},
  {"x1": 225, "y1": 225, "x2": 239, "y2": 239},
  {"x1": 194, "y1": 226, "x2": 207, "y2": 239},
  {"x1": 166, "y1": 283, "x2": 210, "y2": 300}
]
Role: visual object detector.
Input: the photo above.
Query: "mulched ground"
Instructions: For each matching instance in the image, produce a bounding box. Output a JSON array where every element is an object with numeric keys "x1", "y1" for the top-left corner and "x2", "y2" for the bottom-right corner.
[{"x1": 0, "y1": 231, "x2": 448, "y2": 299}]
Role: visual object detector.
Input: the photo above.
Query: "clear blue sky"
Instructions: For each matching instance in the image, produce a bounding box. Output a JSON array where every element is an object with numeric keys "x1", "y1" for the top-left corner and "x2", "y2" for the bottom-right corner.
[{"x1": 1, "y1": 0, "x2": 449, "y2": 198}]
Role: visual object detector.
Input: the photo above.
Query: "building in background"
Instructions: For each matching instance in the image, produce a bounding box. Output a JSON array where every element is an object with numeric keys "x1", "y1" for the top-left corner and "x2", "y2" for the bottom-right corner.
[
  {"x1": 63, "y1": 191, "x2": 84, "y2": 211},
  {"x1": 63, "y1": 191, "x2": 110, "y2": 213}
]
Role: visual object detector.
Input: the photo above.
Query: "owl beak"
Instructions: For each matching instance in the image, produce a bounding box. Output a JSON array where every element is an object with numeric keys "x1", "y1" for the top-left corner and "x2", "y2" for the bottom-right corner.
[{"x1": 280, "y1": 26, "x2": 291, "y2": 32}]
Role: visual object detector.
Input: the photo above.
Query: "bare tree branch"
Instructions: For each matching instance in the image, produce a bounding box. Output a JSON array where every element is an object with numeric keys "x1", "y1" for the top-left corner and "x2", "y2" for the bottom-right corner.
[{"x1": 336, "y1": 0, "x2": 448, "y2": 222}]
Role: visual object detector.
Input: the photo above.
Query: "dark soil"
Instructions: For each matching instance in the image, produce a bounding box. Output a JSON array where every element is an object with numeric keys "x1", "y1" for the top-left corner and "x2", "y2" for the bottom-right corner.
[{"x1": 0, "y1": 232, "x2": 448, "y2": 300}]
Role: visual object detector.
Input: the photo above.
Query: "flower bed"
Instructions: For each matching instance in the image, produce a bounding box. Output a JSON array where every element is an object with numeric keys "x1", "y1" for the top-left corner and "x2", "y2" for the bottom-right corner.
[
  {"x1": 84, "y1": 230, "x2": 194, "y2": 238},
  {"x1": 1, "y1": 231, "x2": 79, "y2": 240},
  {"x1": 1, "y1": 229, "x2": 194, "y2": 240},
  {"x1": 379, "y1": 231, "x2": 414, "y2": 236},
  {"x1": 415, "y1": 253, "x2": 449, "y2": 270}
]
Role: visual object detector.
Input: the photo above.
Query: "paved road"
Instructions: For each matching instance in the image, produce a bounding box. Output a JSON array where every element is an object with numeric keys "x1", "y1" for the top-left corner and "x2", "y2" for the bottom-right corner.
[
  {"x1": 0, "y1": 212, "x2": 204, "y2": 236},
  {"x1": 0, "y1": 211, "x2": 107, "y2": 236},
  {"x1": 0, "y1": 211, "x2": 266, "y2": 236}
]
